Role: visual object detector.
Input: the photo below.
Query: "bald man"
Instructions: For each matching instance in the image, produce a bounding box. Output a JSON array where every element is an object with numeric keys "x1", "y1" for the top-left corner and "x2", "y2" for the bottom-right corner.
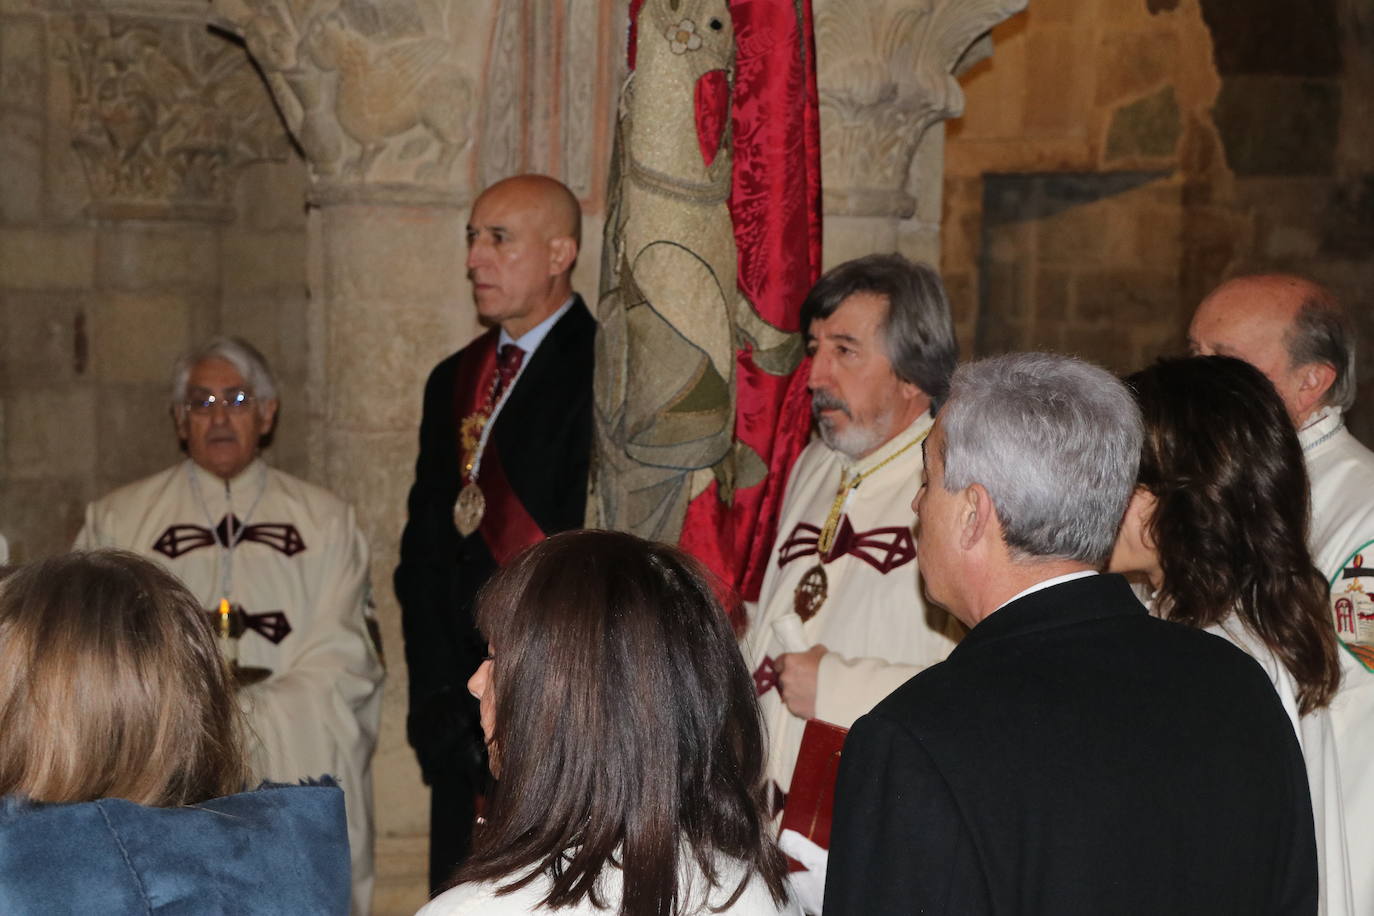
[
  {"x1": 395, "y1": 174, "x2": 595, "y2": 889},
  {"x1": 1191, "y1": 273, "x2": 1374, "y2": 913}
]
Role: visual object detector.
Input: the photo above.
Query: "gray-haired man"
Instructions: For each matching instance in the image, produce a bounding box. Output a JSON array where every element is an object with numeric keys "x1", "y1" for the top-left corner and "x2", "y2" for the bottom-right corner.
[
  {"x1": 76, "y1": 336, "x2": 384, "y2": 915},
  {"x1": 825, "y1": 353, "x2": 1316, "y2": 915},
  {"x1": 744, "y1": 254, "x2": 963, "y2": 809}
]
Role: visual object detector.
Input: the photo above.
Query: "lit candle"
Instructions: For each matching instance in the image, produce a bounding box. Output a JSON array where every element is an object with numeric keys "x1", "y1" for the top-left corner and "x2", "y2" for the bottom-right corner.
[{"x1": 218, "y1": 598, "x2": 238, "y2": 666}]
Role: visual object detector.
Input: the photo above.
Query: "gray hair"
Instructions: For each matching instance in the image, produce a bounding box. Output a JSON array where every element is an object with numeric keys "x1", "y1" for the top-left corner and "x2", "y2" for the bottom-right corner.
[
  {"x1": 1285, "y1": 290, "x2": 1357, "y2": 412},
  {"x1": 800, "y1": 254, "x2": 957, "y2": 409},
  {"x1": 170, "y1": 336, "x2": 278, "y2": 409},
  {"x1": 939, "y1": 352, "x2": 1142, "y2": 567}
]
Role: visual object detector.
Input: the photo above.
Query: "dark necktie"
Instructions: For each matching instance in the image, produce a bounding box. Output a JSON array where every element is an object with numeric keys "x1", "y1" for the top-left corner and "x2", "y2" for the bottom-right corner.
[{"x1": 492, "y1": 343, "x2": 525, "y2": 404}]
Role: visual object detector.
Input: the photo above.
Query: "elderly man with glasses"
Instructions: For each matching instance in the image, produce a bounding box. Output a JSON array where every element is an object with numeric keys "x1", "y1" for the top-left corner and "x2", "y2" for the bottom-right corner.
[{"x1": 75, "y1": 336, "x2": 384, "y2": 916}]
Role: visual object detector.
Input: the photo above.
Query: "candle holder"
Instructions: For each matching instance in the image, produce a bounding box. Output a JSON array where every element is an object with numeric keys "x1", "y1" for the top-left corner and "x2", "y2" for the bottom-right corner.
[{"x1": 202, "y1": 602, "x2": 270, "y2": 686}]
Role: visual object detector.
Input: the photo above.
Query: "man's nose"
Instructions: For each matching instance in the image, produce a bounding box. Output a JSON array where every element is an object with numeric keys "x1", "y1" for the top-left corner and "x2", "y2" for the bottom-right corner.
[
  {"x1": 807, "y1": 351, "x2": 830, "y2": 390},
  {"x1": 466, "y1": 239, "x2": 489, "y2": 271}
]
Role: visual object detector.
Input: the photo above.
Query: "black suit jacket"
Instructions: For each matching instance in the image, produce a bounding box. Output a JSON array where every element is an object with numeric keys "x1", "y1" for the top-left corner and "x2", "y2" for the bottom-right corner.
[
  {"x1": 824, "y1": 574, "x2": 1317, "y2": 916},
  {"x1": 394, "y1": 298, "x2": 595, "y2": 779}
]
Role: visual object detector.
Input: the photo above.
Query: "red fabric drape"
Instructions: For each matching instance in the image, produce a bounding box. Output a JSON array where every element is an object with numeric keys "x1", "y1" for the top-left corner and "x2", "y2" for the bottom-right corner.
[{"x1": 676, "y1": 0, "x2": 823, "y2": 610}]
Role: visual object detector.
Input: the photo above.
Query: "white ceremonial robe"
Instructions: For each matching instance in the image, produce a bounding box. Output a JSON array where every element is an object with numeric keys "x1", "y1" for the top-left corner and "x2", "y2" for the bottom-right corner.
[
  {"x1": 1207, "y1": 618, "x2": 1353, "y2": 915},
  {"x1": 744, "y1": 412, "x2": 961, "y2": 795},
  {"x1": 1302, "y1": 407, "x2": 1374, "y2": 915},
  {"x1": 76, "y1": 458, "x2": 384, "y2": 916}
]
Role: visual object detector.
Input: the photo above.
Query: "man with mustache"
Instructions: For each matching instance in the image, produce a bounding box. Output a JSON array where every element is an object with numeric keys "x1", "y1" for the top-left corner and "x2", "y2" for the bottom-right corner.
[
  {"x1": 744, "y1": 254, "x2": 963, "y2": 815},
  {"x1": 395, "y1": 174, "x2": 595, "y2": 890}
]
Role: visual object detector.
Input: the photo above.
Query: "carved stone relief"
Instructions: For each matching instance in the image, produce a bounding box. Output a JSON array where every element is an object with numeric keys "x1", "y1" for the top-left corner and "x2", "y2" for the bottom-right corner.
[
  {"x1": 813, "y1": 0, "x2": 1026, "y2": 218},
  {"x1": 53, "y1": 13, "x2": 291, "y2": 220},
  {"x1": 213, "y1": 0, "x2": 479, "y2": 200}
]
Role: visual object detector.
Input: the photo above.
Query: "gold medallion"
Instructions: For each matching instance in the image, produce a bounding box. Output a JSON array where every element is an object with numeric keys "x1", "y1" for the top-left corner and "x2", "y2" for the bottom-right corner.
[
  {"x1": 453, "y1": 482, "x2": 486, "y2": 537},
  {"x1": 794, "y1": 563, "x2": 828, "y2": 622}
]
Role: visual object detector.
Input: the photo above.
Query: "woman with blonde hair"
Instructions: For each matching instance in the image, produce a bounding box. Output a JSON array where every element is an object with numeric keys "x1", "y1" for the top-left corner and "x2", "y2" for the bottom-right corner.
[
  {"x1": 0, "y1": 549, "x2": 349, "y2": 912},
  {"x1": 419, "y1": 530, "x2": 798, "y2": 916}
]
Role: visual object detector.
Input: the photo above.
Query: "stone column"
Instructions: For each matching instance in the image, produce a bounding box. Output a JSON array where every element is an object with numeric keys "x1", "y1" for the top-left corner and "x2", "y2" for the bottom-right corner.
[
  {"x1": 211, "y1": 0, "x2": 488, "y2": 908},
  {"x1": 812, "y1": 0, "x2": 1026, "y2": 268}
]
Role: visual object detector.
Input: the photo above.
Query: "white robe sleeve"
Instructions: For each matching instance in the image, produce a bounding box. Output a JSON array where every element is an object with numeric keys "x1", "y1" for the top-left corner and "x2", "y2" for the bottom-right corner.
[
  {"x1": 237, "y1": 503, "x2": 383, "y2": 916},
  {"x1": 814, "y1": 613, "x2": 964, "y2": 728},
  {"x1": 814, "y1": 655, "x2": 926, "y2": 729}
]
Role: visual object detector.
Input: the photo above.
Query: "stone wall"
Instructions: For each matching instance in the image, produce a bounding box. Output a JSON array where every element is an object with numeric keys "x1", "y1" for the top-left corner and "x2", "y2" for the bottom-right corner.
[
  {"x1": 0, "y1": 5, "x2": 305, "y2": 564},
  {"x1": 220, "y1": 159, "x2": 313, "y2": 477},
  {"x1": 942, "y1": 0, "x2": 1374, "y2": 444}
]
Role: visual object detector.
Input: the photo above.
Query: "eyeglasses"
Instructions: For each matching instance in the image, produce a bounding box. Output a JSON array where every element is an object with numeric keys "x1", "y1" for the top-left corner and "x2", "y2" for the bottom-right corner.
[{"x1": 184, "y1": 389, "x2": 256, "y2": 415}]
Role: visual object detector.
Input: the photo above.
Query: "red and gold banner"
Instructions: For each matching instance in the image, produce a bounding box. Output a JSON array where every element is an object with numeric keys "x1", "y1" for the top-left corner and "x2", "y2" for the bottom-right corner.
[{"x1": 677, "y1": 0, "x2": 822, "y2": 606}]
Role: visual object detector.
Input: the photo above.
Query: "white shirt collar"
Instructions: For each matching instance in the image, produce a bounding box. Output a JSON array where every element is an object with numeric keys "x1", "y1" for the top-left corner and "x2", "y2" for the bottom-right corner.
[
  {"x1": 1298, "y1": 405, "x2": 1344, "y2": 454},
  {"x1": 996, "y1": 570, "x2": 1098, "y2": 613},
  {"x1": 498, "y1": 296, "x2": 575, "y2": 357}
]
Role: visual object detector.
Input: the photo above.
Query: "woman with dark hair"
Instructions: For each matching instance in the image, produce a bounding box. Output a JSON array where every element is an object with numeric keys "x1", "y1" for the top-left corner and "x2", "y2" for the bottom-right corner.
[
  {"x1": 418, "y1": 530, "x2": 797, "y2": 916},
  {"x1": 1110, "y1": 355, "x2": 1352, "y2": 914},
  {"x1": 0, "y1": 549, "x2": 349, "y2": 912}
]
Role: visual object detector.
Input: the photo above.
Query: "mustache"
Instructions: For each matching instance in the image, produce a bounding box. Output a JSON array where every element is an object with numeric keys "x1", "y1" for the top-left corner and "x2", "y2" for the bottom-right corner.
[{"x1": 810, "y1": 389, "x2": 852, "y2": 419}]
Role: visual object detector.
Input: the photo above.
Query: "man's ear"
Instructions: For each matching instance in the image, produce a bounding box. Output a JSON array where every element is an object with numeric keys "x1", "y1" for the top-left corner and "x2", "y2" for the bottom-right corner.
[
  {"x1": 548, "y1": 236, "x2": 577, "y2": 276},
  {"x1": 173, "y1": 405, "x2": 189, "y2": 442},
  {"x1": 1294, "y1": 361, "x2": 1337, "y2": 421},
  {"x1": 958, "y1": 483, "x2": 993, "y2": 551},
  {"x1": 896, "y1": 379, "x2": 933, "y2": 412},
  {"x1": 256, "y1": 399, "x2": 280, "y2": 439}
]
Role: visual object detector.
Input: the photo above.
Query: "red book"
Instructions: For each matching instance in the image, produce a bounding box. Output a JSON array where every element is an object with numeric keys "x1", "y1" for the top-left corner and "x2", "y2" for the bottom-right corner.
[{"x1": 780, "y1": 719, "x2": 848, "y2": 869}]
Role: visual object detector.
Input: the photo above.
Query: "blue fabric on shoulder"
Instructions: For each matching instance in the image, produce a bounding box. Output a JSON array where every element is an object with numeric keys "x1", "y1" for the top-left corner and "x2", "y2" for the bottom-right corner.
[{"x1": 0, "y1": 780, "x2": 350, "y2": 915}]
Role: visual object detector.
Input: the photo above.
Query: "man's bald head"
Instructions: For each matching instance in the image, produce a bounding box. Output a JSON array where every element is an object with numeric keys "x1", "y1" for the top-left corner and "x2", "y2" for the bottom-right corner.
[
  {"x1": 477, "y1": 174, "x2": 581, "y2": 247},
  {"x1": 466, "y1": 174, "x2": 582, "y2": 337},
  {"x1": 1189, "y1": 273, "x2": 1354, "y2": 426}
]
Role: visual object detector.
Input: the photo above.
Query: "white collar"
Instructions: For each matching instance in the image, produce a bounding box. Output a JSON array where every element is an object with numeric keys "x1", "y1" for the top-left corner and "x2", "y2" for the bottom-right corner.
[
  {"x1": 996, "y1": 570, "x2": 1098, "y2": 613},
  {"x1": 187, "y1": 456, "x2": 266, "y2": 492},
  {"x1": 1298, "y1": 406, "x2": 1344, "y2": 454},
  {"x1": 498, "y1": 296, "x2": 575, "y2": 356}
]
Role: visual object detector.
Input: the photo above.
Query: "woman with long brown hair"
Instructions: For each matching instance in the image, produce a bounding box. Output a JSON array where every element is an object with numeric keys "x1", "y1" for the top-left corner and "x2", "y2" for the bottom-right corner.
[
  {"x1": 0, "y1": 549, "x2": 349, "y2": 911},
  {"x1": 1110, "y1": 355, "x2": 1351, "y2": 914},
  {"x1": 418, "y1": 530, "x2": 797, "y2": 916}
]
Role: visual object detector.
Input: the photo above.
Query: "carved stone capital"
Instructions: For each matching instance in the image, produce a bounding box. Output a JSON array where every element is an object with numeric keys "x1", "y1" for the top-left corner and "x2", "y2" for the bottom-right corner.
[
  {"x1": 53, "y1": 12, "x2": 291, "y2": 221},
  {"x1": 814, "y1": 0, "x2": 1025, "y2": 218},
  {"x1": 212, "y1": 0, "x2": 478, "y2": 200}
]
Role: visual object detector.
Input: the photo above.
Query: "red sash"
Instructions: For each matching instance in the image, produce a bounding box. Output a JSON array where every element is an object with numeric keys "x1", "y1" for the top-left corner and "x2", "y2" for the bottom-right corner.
[
  {"x1": 453, "y1": 329, "x2": 500, "y2": 424},
  {"x1": 452, "y1": 331, "x2": 546, "y2": 565},
  {"x1": 780, "y1": 719, "x2": 848, "y2": 869}
]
